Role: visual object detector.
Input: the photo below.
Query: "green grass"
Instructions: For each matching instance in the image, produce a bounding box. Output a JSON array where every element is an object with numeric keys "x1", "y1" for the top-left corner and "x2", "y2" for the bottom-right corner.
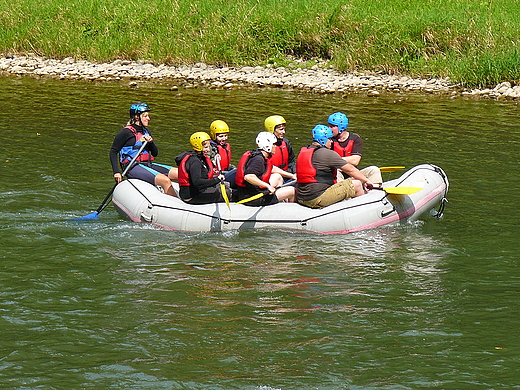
[{"x1": 1, "y1": 0, "x2": 520, "y2": 87}]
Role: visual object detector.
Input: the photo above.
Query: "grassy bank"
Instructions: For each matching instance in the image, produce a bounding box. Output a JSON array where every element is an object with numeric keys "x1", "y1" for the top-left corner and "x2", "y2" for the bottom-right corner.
[{"x1": 1, "y1": 0, "x2": 520, "y2": 88}]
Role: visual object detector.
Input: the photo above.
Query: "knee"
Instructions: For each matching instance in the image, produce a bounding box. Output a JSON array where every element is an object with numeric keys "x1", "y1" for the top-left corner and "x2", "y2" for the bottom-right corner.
[
  {"x1": 352, "y1": 180, "x2": 364, "y2": 197},
  {"x1": 155, "y1": 173, "x2": 171, "y2": 187},
  {"x1": 269, "y1": 173, "x2": 283, "y2": 187}
]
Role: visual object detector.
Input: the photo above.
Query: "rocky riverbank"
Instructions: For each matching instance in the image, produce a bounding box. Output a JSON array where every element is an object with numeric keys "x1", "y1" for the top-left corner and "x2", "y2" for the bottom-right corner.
[{"x1": 1, "y1": 55, "x2": 519, "y2": 100}]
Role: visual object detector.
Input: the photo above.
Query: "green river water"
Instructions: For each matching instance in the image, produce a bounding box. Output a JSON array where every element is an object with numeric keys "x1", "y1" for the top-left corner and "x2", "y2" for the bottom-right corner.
[{"x1": 1, "y1": 75, "x2": 519, "y2": 389}]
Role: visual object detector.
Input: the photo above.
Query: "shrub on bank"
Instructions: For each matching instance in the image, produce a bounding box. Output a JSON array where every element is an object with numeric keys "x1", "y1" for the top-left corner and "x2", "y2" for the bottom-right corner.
[{"x1": 1, "y1": 0, "x2": 519, "y2": 88}]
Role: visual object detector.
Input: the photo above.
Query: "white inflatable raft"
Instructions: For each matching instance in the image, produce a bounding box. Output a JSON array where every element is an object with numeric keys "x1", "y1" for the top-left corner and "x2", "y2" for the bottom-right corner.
[{"x1": 112, "y1": 164, "x2": 448, "y2": 234}]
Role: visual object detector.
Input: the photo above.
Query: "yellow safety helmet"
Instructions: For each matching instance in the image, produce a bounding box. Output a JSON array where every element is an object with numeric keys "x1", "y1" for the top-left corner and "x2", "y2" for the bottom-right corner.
[
  {"x1": 264, "y1": 115, "x2": 286, "y2": 133},
  {"x1": 190, "y1": 132, "x2": 211, "y2": 152},
  {"x1": 209, "y1": 120, "x2": 230, "y2": 140}
]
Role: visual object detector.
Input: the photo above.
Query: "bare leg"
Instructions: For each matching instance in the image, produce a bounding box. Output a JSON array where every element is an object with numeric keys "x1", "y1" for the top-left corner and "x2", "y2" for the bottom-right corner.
[
  {"x1": 352, "y1": 180, "x2": 365, "y2": 197},
  {"x1": 275, "y1": 186, "x2": 295, "y2": 203},
  {"x1": 269, "y1": 173, "x2": 284, "y2": 188},
  {"x1": 155, "y1": 173, "x2": 176, "y2": 197},
  {"x1": 168, "y1": 167, "x2": 178, "y2": 181}
]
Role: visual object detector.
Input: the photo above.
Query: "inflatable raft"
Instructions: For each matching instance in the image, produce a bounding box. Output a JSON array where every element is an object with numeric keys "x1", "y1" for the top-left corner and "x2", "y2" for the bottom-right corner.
[{"x1": 112, "y1": 164, "x2": 448, "y2": 234}]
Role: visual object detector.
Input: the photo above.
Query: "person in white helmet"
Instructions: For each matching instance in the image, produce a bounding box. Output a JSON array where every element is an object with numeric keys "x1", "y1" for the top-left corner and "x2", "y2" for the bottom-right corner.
[{"x1": 235, "y1": 132, "x2": 296, "y2": 206}]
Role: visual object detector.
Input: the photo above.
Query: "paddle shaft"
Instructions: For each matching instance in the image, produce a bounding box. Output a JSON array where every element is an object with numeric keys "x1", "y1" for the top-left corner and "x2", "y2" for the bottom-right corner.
[
  {"x1": 237, "y1": 179, "x2": 296, "y2": 204},
  {"x1": 95, "y1": 140, "x2": 149, "y2": 214},
  {"x1": 379, "y1": 166, "x2": 405, "y2": 173},
  {"x1": 214, "y1": 155, "x2": 231, "y2": 210}
]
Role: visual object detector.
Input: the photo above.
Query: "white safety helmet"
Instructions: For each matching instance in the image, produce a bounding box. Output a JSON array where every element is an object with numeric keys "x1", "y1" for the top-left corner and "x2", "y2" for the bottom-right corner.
[{"x1": 256, "y1": 131, "x2": 277, "y2": 153}]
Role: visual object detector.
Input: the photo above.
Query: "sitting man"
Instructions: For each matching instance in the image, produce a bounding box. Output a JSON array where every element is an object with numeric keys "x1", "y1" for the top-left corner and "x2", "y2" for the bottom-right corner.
[
  {"x1": 296, "y1": 124, "x2": 373, "y2": 209},
  {"x1": 264, "y1": 115, "x2": 296, "y2": 174},
  {"x1": 175, "y1": 132, "x2": 231, "y2": 204},
  {"x1": 235, "y1": 131, "x2": 296, "y2": 206},
  {"x1": 328, "y1": 111, "x2": 382, "y2": 185}
]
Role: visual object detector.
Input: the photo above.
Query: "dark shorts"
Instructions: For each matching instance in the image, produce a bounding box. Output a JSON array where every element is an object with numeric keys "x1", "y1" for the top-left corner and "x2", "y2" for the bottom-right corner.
[
  {"x1": 126, "y1": 163, "x2": 172, "y2": 185},
  {"x1": 185, "y1": 186, "x2": 223, "y2": 204},
  {"x1": 224, "y1": 168, "x2": 237, "y2": 188}
]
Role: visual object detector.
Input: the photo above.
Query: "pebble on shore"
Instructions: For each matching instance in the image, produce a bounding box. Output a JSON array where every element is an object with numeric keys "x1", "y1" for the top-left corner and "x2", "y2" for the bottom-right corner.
[{"x1": 1, "y1": 55, "x2": 518, "y2": 100}]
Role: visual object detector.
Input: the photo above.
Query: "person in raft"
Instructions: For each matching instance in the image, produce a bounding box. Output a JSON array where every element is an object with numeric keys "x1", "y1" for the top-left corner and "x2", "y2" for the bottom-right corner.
[
  {"x1": 264, "y1": 115, "x2": 296, "y2": 174},
  {"x1": 208, "y1": 120, "x2": 234, "y2": 171},
  {"x1": 110, "y1": 103, "x2": 178, "y2": 196},
  {"x1": 175, "y1": 132, "x2": 232, "y2": 204},
  {"x1": 208, "y1": 119, "x2": 237, "y2": 186},
  {"x1": 327, "y1": 111, "x2": 382, "y2": 185},
  {"x1": 235, "y1": 131, "x2": 297, "y2": 206},
  {"x1": 296, "y1": 124, "x2": 373, "y2": 209}
]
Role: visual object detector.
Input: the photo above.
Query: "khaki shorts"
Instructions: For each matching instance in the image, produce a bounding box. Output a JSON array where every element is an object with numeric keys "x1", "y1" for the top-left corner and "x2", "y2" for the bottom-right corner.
[
  {"x1": 298, "y1": 179, "x2": 356, "y2": 208},
  {"x1": 337, "y1": 165, "x2": 382, "y2": 184}
]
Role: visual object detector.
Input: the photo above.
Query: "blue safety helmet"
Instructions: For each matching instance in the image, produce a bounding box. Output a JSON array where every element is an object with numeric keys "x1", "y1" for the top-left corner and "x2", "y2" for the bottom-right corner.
[
  {"x1": 328, "y1": 112, "x2": 349, "y2": 133},
  {"x1": 312, "y1": 124, "x2": 333, "y2": 146},
  {"x1": 129, "y1": 103, "x2": 151, "y2": 118}
]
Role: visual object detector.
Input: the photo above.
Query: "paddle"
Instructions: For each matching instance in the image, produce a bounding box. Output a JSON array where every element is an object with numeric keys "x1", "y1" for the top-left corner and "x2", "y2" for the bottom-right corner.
[
  {"x1": 73, "y1": 141, "x2": 148, "y2": 220},
  {"x1": 368, "y1": 185, "x2": 421, "y2": 195},
  {"x1": 237, "y1": 179, "x2": 296, "y2": 204},
  {"x1": 214, "y1": 155, "x2": 230, "y2": 210},
  {"x1": 379, "y1": 166, "x2": 405, "y2": 173}
]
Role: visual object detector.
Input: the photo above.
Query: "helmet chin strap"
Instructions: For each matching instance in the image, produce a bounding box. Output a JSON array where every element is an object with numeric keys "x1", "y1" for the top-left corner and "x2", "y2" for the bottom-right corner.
[{"x1": 133, "y1": 114, "x2": 142, "y2": 127}]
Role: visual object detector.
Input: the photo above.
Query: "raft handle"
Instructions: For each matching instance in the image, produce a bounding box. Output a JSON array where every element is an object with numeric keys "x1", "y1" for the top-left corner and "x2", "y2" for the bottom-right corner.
[{"x1": 381, "y1": 207, "x2": 396, "y2": 218}]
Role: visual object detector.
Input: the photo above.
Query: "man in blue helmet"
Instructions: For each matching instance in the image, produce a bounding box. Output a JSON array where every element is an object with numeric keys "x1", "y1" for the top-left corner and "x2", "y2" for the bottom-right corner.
[
  {"x1": 110, "y1": 103, "x2": 178, "y2": 196},
  {"x1": 328, "y1": 112, "x2": 382, "y2": 184},
  {"x1": 295, "y1": 125, "x2": 373, "y2": 208}
]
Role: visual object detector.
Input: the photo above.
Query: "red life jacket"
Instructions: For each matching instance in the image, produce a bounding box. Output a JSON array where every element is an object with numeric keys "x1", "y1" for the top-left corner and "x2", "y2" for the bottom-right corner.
[
  {"x1": 178, "y1": 152, "x2": 215, "y2": 187},
  {"x1": 332, "y1": 138, "x2": 354, "y2": 157},
  {"x1": 214, "y1": 142, "x2": 232, "y2": 170},
  {"x1": 269, "y1": 139, "x2": 289, "y2": 170},
  {"x1": 235, "y1": 150, "x2": 272, "y2": 188},
  {"x1": 120, "y1": 125, "x2": 154, "y2": 164},
  {"x1": 296, "y1": 146, "x2": 336, "y2": 185}
]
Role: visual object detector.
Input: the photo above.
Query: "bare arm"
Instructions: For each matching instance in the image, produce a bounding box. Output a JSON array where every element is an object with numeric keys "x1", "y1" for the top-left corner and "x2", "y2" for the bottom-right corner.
[
  {"x1": 340, "y1": 163, "x2": 372, "y2": 187},
  {"x1": 342, "y1": 155, "x2": 361, "y2": 166},
  {"x1": 272, "y1": 165, "x2": 297, "y2": 181},
  {"x1": 244, "y1": 173, "x2": 276, "y2": 194}
]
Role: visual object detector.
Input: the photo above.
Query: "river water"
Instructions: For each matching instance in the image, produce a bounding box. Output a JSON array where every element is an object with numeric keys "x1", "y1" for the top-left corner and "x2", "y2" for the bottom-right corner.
[{"x1": 1, "y1": 75, "x2": 519, "y2": 389}]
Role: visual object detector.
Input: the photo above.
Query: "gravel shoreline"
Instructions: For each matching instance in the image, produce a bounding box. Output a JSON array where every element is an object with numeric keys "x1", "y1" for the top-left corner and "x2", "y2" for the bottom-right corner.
[{"x1": 2, "y1": 55, "x2": 519, "y2": 100}]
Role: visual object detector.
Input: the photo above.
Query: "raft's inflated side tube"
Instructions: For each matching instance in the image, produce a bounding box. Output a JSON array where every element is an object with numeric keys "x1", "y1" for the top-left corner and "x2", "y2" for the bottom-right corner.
[{"x1": 112, "y1": 164, "x2": 448, "y2": 234}]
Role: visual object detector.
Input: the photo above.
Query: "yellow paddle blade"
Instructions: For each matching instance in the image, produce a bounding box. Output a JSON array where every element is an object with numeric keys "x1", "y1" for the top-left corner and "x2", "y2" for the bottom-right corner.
[
  {"x1": 236, "y1": 192, "x2": 264, "y2": 204},
  {"x1": 220, "y1": 182, "x2": 231, "y2": 210},
  {"x1": 379, "y1": 166, "x2": 405, "y2": 173},
  {"x1": 383, "y1": 186, "x2": 422, "y2": 195}
]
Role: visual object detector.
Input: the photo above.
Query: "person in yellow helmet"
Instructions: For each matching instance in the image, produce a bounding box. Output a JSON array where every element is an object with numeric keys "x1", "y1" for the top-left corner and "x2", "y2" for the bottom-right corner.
[
  {"x1": 208, "y1": 120, "x2": 235, "y2": 171},
  {"x1": 175, "y1": 132, "x2": 231, "y2": 204},
  {"x1": 208, "y1": 119, "x2": 238, "y2": 188},
  {"x1": 264, "y1": 115, "x2": 296, "y2": 174}
]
